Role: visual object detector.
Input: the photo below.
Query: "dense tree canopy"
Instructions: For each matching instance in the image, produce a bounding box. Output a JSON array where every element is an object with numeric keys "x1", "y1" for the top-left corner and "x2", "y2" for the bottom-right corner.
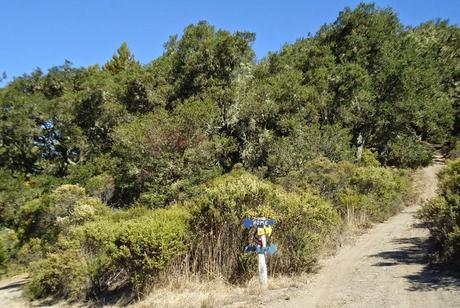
[{"x1": 1, "y1": 5, "x2": 459, "y2": 209}]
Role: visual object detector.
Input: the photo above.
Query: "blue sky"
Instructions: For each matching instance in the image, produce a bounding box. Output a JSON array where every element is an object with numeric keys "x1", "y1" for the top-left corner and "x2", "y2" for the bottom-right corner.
[{"x1": 1, "y1": 0, "x2": 459, "y2": 85}]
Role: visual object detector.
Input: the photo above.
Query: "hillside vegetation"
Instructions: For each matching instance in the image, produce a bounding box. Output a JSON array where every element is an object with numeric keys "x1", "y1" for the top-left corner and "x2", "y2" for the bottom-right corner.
[
  {"x1": 420, "y1": 158, "x2": 460, "y2": 265},
  {"x1": 0, "y1": 3, "x2": 459, "y2": 302}
]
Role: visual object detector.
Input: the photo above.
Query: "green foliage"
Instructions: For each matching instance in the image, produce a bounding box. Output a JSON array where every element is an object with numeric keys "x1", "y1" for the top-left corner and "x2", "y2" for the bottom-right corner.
[
  {"x1": 0, "y1": 229, "x2": 17, "y2": 269},
  {"x1": 27, "y1": 206, "x2": 190, "y2": 299},
  {"x1": 23, "y1": 162, "x2": 412, "y2": 300},
  {"x1": 16, "y1": 238, "x2": 48, "y2": 266},
  {"x1": 66, "y1": 154, "x2": 118, "y2": 186},
  {"x1": 111, "y1": 101, "x2": 223, "y2": 206},
  {"x1": 265, "y1": 125, "x2": 353, "y2": 178},
  {"x1": 0, "y1": 169, "x2": 31, "y2": 227},
  {"x1": 80, "y1": 206, "x2": 189, "y2": 293},
  {"x1": 167, "y1": 21, "x2": 255, "y2": 100},
  {"x1": 17, "y1": 184, "x2": 108, "y2": 243},
  {"x1": 449, "y1": 140, "x2": 460, "y2": 159},
  {"x1": 104, "y1": 42, "x2": 139, "y2": 75},
  {"x1": 387, "y1": 136, "x2": 433, "y2": 168},
  {"x1": 361, "y1": 149, "x2": 380, "y2": 167},
  {"x1": 408, "y1": 20, "x2": 460, "y2": 136},
  {"x1": 0, "y1": 236, "x2": 8, "y2": 269},
  {"x1": 186, "y1": 166, "x2": 340, "y2": 280},
  {"x1": 85, "y1": 173, "x2": 114, "y2": 204},
  {"x1": 420, "y1": 159, "x2": 460, "y2": 264},
  {"x1": 27, "y1": 250, "x2": 88, "y2": 300},
  {"x1": 347, "y1": 166, "x2": 411, "y2": 221},
  {"x1": 278, "y1": 158, "x2": 412, "y2": 224},
  {"x1": 275, "y1": 192, "x2": 340, "y2": 272},
  {"x1": 1, "y1": 8, "x2": 457, "y2": 211}
]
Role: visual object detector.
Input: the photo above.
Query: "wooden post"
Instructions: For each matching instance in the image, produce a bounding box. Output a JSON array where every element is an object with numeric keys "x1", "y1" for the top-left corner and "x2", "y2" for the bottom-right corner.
[{"x1": 258, "y1": 228, "x2": 268, "y2": 287}]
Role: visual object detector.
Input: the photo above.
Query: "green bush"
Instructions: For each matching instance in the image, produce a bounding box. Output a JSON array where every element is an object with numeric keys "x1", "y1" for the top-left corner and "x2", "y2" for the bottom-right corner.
[
  {"x1": 348, "y1": 166, "x2": 411, "y2": 221},
  {"x1": 186, "y1": 167, "x2": 277, "y2": 281},
  {"x1": 0, "y1": 235, "x2": 9, "y2": 269},
  {"x1": 110, "y1": 107, "x2": 223, "y2": 208},
  {"x1": 360, "y1": 149, "x2": 380, "y2": 167},
  {"x1": 274, "y1": 192, "x2": 340, "y2": 272},
  {"x1": 27, "y1": 250, "x2": 88, "y2": 300},
  {"x1": 186, "y1": 166, "x2": 340, "y2": 281},
  {"x1": 0, "y1": 169, "x2": 58, "y2": 230},
  {"x1": 27, "y1": 206, "x2": 190, "y2": 299},
  {"x1": 79, "y1": 206, "x2": 190, "y2": 294},
  {"x1": 85, "y1": 173, "x2": 115, "y2": 204},
  {"x1": 278, "y1": 158, "x2": 412, "y2": 224},
  {"x1": 17, "y1": 184, "x2": 109, "y2": 243},
  {"x1": 449, "y1": 140, "x2": 460, "y2": 159},
  {"x1": 336, "y1": 188, "x2": 375, "y2": 226},
  {"x1": 278, "y1": 158, "x2": 355, "y2": 199},
  {"x1": 265, "y1": 125, "x2": 353, "y2": 178},
  {"x1": 25, "y1": 163, "x2": 410, "y2": 300},
  {"x1": 16, "y1": 238, "x2": 47, "y2": 266},
  {"x1": 387, "y1": 135, "x2": 433, "y2": 168},
  {"x1": 420, "y1": 158, "x2": 460, "y2": 264}
]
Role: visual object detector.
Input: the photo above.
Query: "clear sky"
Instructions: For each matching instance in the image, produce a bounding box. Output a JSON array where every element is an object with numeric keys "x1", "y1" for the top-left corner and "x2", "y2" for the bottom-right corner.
[{"x1": 1, "y1": 0, "x2": 459, "y2": 86}]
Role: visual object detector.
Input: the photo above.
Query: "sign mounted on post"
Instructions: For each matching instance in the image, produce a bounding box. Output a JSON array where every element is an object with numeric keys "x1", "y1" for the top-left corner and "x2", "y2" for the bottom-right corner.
[
  {"x1": 243, "y1": 218, "x2": 276, "y2": 229},
  {"x1": 243, "y1": 217, "x2": 277, "y2": 288}
]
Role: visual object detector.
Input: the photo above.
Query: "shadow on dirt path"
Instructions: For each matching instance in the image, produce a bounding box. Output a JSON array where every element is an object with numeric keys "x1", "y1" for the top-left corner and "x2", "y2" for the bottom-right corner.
[{"x1": 371, "y1": 226, "x2": 460, "y2": 293}]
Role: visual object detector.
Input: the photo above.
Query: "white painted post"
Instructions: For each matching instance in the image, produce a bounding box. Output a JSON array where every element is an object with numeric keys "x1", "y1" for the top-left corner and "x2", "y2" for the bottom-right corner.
[{"x1": 258, "y1": 233, "x2": 268, "y2": 288}]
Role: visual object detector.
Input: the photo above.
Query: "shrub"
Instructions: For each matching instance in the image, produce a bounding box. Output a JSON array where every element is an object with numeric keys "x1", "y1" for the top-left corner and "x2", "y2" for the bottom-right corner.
[
  {"x1": 25, "y1": 163, "x2": 410, "y2": 300},
  {"x1": 420, "y1": 158, "x2": 460, "y2": 264},
  {"x1": 449, "y1": 140, "x2": 460, "y2": 159},
  {"x1": 79, "y1": 206, "x2": 190, "y2": 295},
  {"x1": 17, "y1": 184, "x2": 109, "y2": 243},
  {"x1": 278, "y1": 158, "x2": 354, "y2": 199},
  {"x1": 185, "y1": 166, "x2": 340, "y2": 281},
  {"x1": 110, "y1": 108, "x2": 223, "y2": 208},
  {"x1": 27, "y1": 206, "x2": 190, "y2": 299},
  {"x1": 85, "y1": 173, "x2": 115, "y2": 204},
  {"x1": 387, "y1": 135, "x2": 433, "y2": 168},
  {"x1": 265, "y1": 125, "x2": 353, "y2": 178},
  {"x1": 16, "y1": 238, "x2": 47, "y2": 266},
  {"x1": 66, "y1": 154, "x2": 118, "y2": 186},
  {"x1": 27, "y1": 250, "x2": 88, "y2": 300},
  {"x1": 336, "y1": 188, "x2": 375, "y2": 226},
  {"x1": 360, "y1": 149, "x2": 380, "y2": 167},
  {"x1": 0, "y1": 235, "x2": 8, "y2": 269},
  {"x1": 278, "y1": 158, "x2": 412, "y2": 224},
  {"x1": 185, "y1": 168, "x2": 279, "y2": 281},
  {"x1": 348, "y1": 166, "x2": 411, "y2": 221},
  {"x1": 274, "y1": 193, "x2": 340, "y2": 272},
  {"x1": 0, "y1": 169, "x2": 56, "y2": 229}
]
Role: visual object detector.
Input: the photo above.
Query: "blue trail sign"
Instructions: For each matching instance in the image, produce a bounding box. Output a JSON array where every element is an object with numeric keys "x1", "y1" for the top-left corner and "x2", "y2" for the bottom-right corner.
[{"x1": 243, "y1": 217, "x2": 277, "y2": 287}]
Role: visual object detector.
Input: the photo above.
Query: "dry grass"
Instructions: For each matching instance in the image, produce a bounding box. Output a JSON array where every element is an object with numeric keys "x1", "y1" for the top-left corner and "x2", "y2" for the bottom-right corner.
[{"x1": 129, "y1": 274, "x2": 310, "y2": 308}]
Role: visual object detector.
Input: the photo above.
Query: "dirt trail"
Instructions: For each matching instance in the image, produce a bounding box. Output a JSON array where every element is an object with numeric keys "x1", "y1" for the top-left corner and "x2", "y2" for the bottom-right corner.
[
  {"x1": 0, "y1": 273, "x2": 29, "y2": 308},
  {"x1": 274, "y1": 162, "x2": 460, "y2": 308}
]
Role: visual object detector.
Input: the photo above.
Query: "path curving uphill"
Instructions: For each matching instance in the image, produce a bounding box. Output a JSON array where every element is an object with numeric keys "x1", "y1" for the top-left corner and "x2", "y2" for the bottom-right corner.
[{"x1": 274, "y1": 162, "x2": 460, "y2": 308}]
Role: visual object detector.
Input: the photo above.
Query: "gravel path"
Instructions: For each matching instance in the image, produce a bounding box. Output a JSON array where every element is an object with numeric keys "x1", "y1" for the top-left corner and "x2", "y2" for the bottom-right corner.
[
  {"x1": 0, "y1": 273, "x2": 29, "y2": 308},
  {"x1": 274, "y1": 163, "x2": 460, "y2": 308}
]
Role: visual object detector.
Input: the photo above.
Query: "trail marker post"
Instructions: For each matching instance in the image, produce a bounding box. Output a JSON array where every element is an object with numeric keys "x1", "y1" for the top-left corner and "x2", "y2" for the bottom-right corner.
[{"x1": 243, "y1": 217, "x2": 277, "y2": 288}]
